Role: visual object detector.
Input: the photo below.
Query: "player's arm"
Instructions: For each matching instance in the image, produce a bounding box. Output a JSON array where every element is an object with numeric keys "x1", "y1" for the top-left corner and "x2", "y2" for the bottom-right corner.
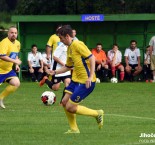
[
  {"x1": 150, "y1": 46, "x2": 153, "y2": 56},
  {"x1": 137, "y1": 56, "x2": 141, "y2": 67},
  {"x1": 85, "y1": 55, "x2": 95, "y2": 88},
  {"x1": 15, "y1": 55, "x2": 20, "y2": 72},
  {"x1": 53, "y1": 56, "x2": 65, "y2": 66},
  {"x1": 49, "y1": 66, "x2": 70, "y2": 76},
  {"x1": 125, "y1": 56, "x2": 129, "y2": 66},
  {"x1": 0, "y1": 55, "x2": 21, "y2": 65}
]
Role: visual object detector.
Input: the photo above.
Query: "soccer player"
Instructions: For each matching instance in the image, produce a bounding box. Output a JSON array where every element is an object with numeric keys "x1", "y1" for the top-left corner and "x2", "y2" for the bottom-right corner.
[
  {"x1": 46, "y1": 25, "x2": 62, "y2": 54},
  {"x1": 40, "y1": 42, "x2": 71, "y2": 103},
  {"x1": 49, "y1": 25, "x2": 104, "y2": 134},
  {"x1": 0, "y1": 26, "x2": 21, "y2": 109},
  {"x1": 107, "y1": 44, "x2": 125, "y2": 82}
]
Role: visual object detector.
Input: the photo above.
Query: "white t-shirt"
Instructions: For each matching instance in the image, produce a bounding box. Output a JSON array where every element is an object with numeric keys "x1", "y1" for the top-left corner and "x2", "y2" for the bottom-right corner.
[
  {"x1": 124, "y1": 48, "x2": 141, "y2": 65},
  {"x1": 149, "y1": 36, "x2": 155, "y2": 55},
  {"x1": 42, "y1": 52, "x2": 52, "y2": 68},
  {"x1": 51, "y1": 43, "x2": 71, "y2": 77},
  {"x1": 144, "y1": 53, "x2": 151, "y2": 64},
  {"x1": 107, "y1": 50, "x2": 122, "y2": 65},
  {"x1": 28, "y1": 51, "x2": 43, "y2": 67}
]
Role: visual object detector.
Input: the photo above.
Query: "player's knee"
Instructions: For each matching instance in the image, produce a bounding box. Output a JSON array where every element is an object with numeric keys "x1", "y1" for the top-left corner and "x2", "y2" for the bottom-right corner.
[
  {"x1": 65, "y1": 103, "x2": 77, "y2": 113},
  {"x1": 66, "y1": 106, "x2": 75, "y2": 113}
]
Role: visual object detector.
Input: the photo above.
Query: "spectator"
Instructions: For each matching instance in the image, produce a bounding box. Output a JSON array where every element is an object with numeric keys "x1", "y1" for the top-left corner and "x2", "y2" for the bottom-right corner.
[
  {"x1": 72, "y1": 29, "x2": 78, "y2": 40},
  {"x1": 149, "y1": 36, "x2": 155, "y2": 82},
  {"x1": 92, "y1": 43, "x2": 109, "y2": 81},
  {"x1": 46, "y1": 25, "x2": 62, "y2": 55},
  {"x1": 107, "y1": 44, "x2": 125, "y2": 82},
  {"x1": 27, "y1": 44, "x2": 43, "y2": 82},
  {"x1": 124, "y1": 40, "x2": 142, "y2": 81},
  {"x1": 143, "y1": 46, "x2": 152, "y2": 82},
  {"x1": 42, "y1": 46, "x2": 52, "y2": 73}
]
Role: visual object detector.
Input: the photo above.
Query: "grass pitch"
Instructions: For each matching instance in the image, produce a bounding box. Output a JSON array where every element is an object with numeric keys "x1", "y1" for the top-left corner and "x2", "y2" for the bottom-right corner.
[{"x1": 0, "y1": 82, "x2": 155, "y2": 145}]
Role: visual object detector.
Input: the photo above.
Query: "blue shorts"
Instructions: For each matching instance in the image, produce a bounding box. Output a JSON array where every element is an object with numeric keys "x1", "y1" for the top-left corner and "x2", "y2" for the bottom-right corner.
[
  {"x1": 65, "y1": 81, "x2": 95, "y2": 104},
  {"x1": 0, "y1": 70, "x2": 17, "y2": 84}
]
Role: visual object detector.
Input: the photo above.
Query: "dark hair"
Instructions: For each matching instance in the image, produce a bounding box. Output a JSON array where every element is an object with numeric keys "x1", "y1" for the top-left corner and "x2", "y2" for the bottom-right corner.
[
  {"x1": 56, "y1": 24, "x2": 62, "y2": 34},
  {"x1": 130, "y1": 40, "x2": 137, "y2": 44},
  {"x1": 113, "y1": 43, "x2": 118, "y2": 47},
  {"x1": 31, "y1": 44, "x2": 37, "y2": 48},
  {"x1": 146, "y1": 45, "x2": 150, "y2": 48},
  {"x1": 58, "y1": 25, "x2": 73, "y2": 37},
  {"x1": 96, "y1": 43, "x2": 102, "y2": 46}
]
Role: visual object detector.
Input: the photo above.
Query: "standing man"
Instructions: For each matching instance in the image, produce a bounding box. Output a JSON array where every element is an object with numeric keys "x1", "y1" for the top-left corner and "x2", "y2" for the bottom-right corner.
[
  {"x1": 47, "y1": 25, "x2": 62, "y2": 54},
  {"x1": 49, "y1": 25, "x2": 103, "y2": 134},
  {"x1": 149, "y1": 36, "x2": 155, "y2": 82},
  {"x1": 0, "y1": 26, "x2": 21, "y2": 109},
  {"x1": 124, "y1": 40, "x2": 142, "y2": 81}
]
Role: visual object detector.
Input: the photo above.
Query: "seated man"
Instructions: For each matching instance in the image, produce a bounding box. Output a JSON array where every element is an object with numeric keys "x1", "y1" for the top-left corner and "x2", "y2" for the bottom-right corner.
[
  {"x1": 124, "y1": 40, "x2": 142, "y2": 81},
  {"x1": 107, "y1": 44, "x2": 124, "y2": 82},
  {"x1": 143, "y1": 46, "x2": 152, "y2": 82},
  {"x1": 42, "y1": 46, "x2": 52, "y2": 76},
  {"x1": 27, "y1": 44, "x2": 43, "y2": 82},
  {"x1": 92, "y1": 43, "x2": 109, "y2": 81}
]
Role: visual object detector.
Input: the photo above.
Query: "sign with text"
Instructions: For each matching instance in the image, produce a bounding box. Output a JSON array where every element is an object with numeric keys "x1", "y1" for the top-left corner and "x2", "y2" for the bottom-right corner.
[{"x1": 81, "y1": 14, "x2": 104, "y2": 22}]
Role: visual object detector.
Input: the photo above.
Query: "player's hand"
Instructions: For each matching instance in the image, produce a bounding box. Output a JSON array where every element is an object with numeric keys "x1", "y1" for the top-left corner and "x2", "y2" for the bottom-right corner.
[
  {"x1": 97, "y1": 64, "x2": 101, "y2": 71},
  {"x1": 86, "y1": 78, "x2": 91, "y2": 88},
  {"x1": 16, "y1": 65, "x2": 20, "y2": 72},
  {"x1": 15, "y1": 59, "x2": 22, "y2": 65},
  {"x1": 49, "y1": 70, "x2": 56, "y2": 76}
]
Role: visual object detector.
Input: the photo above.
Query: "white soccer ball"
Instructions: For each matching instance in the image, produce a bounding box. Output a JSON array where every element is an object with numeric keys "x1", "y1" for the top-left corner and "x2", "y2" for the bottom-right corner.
[
  {"x1": 111, "y1": 77, "x2": 118, "y2": 83},
  {"x1": 41, "y1": 91, "x2": 56, "y2": 105},
  {"x1": 96, "y1": 78, "x2": 101, "y2": 83}
]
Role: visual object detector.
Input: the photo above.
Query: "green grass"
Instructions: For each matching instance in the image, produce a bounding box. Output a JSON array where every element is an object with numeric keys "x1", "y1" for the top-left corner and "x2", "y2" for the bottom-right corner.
[{"x1": 0, "y1": 82, "x2": 155, "y2": 145}]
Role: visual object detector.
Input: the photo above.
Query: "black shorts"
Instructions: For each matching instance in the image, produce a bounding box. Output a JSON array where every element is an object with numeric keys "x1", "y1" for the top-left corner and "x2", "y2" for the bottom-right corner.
[
  {"x1": 129, "y1": 64, "x2": 138, "y2": 70},
  {"x1": 52, "y1": 75, "x2": 71, "y2": 84}
]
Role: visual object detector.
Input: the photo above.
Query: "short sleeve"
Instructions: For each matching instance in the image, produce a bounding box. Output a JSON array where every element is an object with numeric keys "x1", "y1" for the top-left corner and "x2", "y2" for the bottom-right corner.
[
  {"x1": 0, "y1": 41, "x2": 8, "y2": 56},
  {"x1": 124, "y1": 49, "x2": 128, "y2": 56}
]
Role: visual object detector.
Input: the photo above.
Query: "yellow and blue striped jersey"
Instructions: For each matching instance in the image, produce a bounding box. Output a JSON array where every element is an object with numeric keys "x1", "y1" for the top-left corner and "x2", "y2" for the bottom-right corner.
[
  {"x1": 0, "y1": 37, "x2": 20, "y2": 74},
  {"x1": 66, "y1": 40, "x2": 96, "y2": 84},
  {"x1": 47, "y1": 34, "x2": 60, "y2": 54}
]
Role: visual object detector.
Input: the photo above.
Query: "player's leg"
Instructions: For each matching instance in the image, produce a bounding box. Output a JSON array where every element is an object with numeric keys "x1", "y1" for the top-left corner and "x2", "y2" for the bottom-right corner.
[
  {"x1": 37, "y1": 67, "x2": 43, "y2": 82},
  {"x1": 65, "y1": 82, "x2": 104, "y2": 129},
  {"x1": 117, "y1": 64, "x2": 125, "y2": 81},
  {"x1": 0, "y1": 77, "x2": 20, "y2": 109},
  {"x1": 39, "y1": 75, "x2": 54, "y2": 87},
  {"x1": 125, "y1": 65, "x2": 133, "y2": 81},
  {"x1": 133, "y1": 65, "x2": 142, "y2": 77},
  {"x1": 61, "y1": 93, "x2": 79, "y2": 133},
  {"x1": 150, "y1": 56, "x2": 155, "y2": 82},
  {"x1": 60, "y1": 76, "x2": 71, "y2": 104},
  {"x1": 29, "y1": 67, "x2": 37, "y2": 82}
]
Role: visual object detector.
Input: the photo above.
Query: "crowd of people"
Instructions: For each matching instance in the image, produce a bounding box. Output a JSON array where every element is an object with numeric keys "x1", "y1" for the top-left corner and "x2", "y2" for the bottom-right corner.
[{"x1": 92, "y1": 40, "x2": 153, "y2": 83}]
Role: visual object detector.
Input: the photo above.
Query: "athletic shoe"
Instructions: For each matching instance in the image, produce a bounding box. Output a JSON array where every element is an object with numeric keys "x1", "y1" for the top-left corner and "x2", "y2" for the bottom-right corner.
[
  {"x1": 96, "y1": 110, "x2": 104, "y2": 129},
  {"x1": 0, "y1": 99, "x2": 5, "y2": 109},
  {"x1": 39, "y1": 76, "x2": 48, "y2": 87},
  {"x1": 150, "y1": 80, "x2": 153, "y2": 83},
  {"x1": 152, "y1": 80, "x2": 155, "y2": 83},
  {"x1": 64, "y1": 129, "x2": 80, "y2": 134}
]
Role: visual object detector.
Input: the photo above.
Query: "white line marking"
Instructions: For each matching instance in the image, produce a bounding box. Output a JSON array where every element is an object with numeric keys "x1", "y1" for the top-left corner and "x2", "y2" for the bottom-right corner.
[{"x1": 105, "y1": 114, "x2": 155, "y2": 121}]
